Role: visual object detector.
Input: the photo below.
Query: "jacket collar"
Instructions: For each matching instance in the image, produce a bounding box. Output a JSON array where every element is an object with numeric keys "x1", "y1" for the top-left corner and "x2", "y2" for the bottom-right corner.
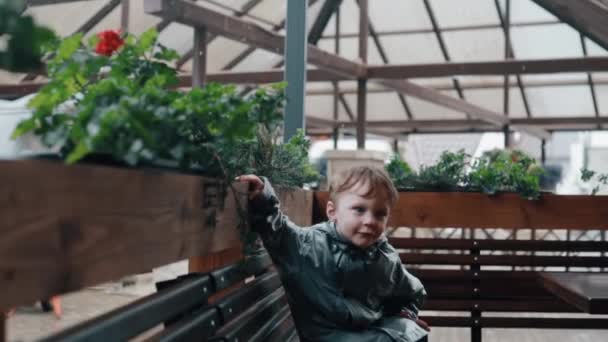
[{"x1": 322, "y1": 221, "x2": 387, "y2": 255}]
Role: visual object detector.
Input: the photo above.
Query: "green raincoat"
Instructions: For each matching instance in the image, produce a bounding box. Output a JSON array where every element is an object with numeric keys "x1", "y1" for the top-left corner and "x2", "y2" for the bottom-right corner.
[{"x1": 250, "y1": 178, "x2": 428, "y2": 342}]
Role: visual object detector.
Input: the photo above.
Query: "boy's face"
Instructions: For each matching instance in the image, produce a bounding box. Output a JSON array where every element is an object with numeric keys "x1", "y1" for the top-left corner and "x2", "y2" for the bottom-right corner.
[{"x1": 326, "y1": 181, "x2": 391, "y2": 249}]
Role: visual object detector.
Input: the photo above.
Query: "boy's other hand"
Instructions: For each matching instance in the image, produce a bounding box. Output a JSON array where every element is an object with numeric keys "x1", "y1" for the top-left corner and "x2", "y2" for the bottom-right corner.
[
  {"x1": 235, "y1": 175, "x2": 264, "y2": 199},
  {"x1": 415, "y1": 318, "x2": 430, "y2": 332}
]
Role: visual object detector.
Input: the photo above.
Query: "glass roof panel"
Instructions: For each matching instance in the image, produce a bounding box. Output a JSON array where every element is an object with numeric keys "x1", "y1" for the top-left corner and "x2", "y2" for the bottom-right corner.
[
  {"x1": 26, "y1": 0, "x2": 110, "y2": 37},
  {"x1": 340, "y1": 93, "x2": 407, "y2": 122},
  {"x1": 126, "y1": 0, "x2": 162, "y2": 35},
  {"x1": 526, "y1": 86, "x2": 595, "y2": 117},
  {"x1": 323, "y1": 0, "x2": 360, "y2": 36},
  {"x1": 231, "y1": 49, "x2": 282, "y2": 71},
  {"x1": 158, "y1": 23, "x2": 194, "y2": 56},
  {"x1": 81, "y1": 4, "x2": 120, "y2": 40},
  {"x1": 306, "y1": 95, "x2": 333, "y2": 118},
  {"x1": 406, "y1": 90, "x2": 468, "y2": 119},
  {"x1": 366, "y1": 93, "x2": 410, "y2": 121},
  {"x1": 463, "y1": 87, "x2": 528, "y2": 118},
  {"x1": 249, "y1": 0, "x2": 287, "y2": 26},
  {"x1": 585, "y1": 38, "x2": 608, "y2": 56},
  {"x1": 594, "y1": 85, "x2": 608, "y2": 115},
  {"x1": 181, "y1": 38, "x2": 251, "y2": 73},
  {"x1": 429, "y1": 0, "x2": 499, "y2": 28},
  {"x1": 443, "y1": 28, "x2": 505, "y2": 62},
  {"x1": 320, "y1": 37, "x2": 384, "y2": 64},
  {"x1": 507, "y1": 0, "x2": 557, "y2": 23},
  {"x1": 379, "y1": 33, "x2": 445, "y2": 64},
  {"x1": 511, "y1": 24, "x2": 582, "y2": 59},
  {"x1": 368, "y1": 0, "x2": 432, "y2": 31}
]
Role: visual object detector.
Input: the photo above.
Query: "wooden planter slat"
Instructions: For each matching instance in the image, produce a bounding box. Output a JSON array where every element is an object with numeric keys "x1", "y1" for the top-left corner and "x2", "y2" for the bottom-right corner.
[
  {"x1": 0, "y1": 159, "x2": 246, "y2": 308},
  {"x1": 314, "y1": 191, "x2": 608, "y2": 229}
]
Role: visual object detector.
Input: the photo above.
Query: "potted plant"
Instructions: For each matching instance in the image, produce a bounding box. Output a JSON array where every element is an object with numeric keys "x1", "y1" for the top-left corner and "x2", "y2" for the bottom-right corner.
[{"x1": 7, "y1": 28, "x2": 318, "y2": 252}]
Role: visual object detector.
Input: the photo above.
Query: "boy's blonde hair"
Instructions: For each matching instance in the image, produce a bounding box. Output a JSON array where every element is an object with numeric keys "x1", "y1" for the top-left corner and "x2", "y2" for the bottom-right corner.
[{"x1": 329, "y1": 165, "x2": 399, "y2": 206}]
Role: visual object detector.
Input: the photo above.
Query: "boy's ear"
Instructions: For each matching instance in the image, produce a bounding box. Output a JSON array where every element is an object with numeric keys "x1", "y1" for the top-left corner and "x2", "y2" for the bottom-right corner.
[{"x1": 326, "y1": 200, "x2": 336, "y2": 221}]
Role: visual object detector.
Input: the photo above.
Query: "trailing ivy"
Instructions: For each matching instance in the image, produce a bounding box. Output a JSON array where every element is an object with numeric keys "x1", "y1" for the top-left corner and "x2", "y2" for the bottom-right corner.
[{"x1": 386, "y1": 149, "x2": 545, "y2": 199}]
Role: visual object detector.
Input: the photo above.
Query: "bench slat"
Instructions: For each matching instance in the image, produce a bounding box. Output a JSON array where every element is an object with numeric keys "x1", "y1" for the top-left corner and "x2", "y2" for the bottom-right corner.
[
  {"x1": 250, "y1": 305, "x2": 293, "y2": 342},
  {"x1": 424, "y1": 299, "x2": 578, "y2": 312},
  {"x1": 391, "y1": 238, "x2": 608, "y2": 252},
  {"x1": 147, "y1": 307, "x2": 221, "y2": 342},
  {"x1": 213, "y1": 288, "x2": 288, "y2": 342},
  {"x1": 216, "y1": 271, "x2": 282, "y2": 323},
  {"x1": 401, "y1": 253, "x2": 608, "y2": 267},
  {"x1": 211, "y1": 253, "x2": 272, "y2": 292},
  {"x1": 423, "y1": 316, "x2": 608, "y2": 329},
  {"x1": 41, "y1": 275, "x2": 212, "y2": 342}
]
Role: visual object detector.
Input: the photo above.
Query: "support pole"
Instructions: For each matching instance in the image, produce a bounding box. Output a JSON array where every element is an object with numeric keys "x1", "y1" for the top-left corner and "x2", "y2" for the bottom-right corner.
[
  {"x1": 284, "y1": 0, "x2": 308, "y2": 142},
  {"x1": 121, "y1": 0, "x2": 130, "y2": 32},
  {"x1": 192, "y1": 27, "x2": 208, "y2": 88},
  {"x1": 356, "y1": 0, "x2": 368, "y2": 149}
]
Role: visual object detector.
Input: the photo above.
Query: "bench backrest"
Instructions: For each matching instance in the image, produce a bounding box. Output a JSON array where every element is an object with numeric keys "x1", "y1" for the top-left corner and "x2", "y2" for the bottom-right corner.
[
  {"x1": 41, "y1": 252, "x2": 298, "y2": 342},
  {"x1": 389, "y1": 235, "x2": 608, "y2": 329}
]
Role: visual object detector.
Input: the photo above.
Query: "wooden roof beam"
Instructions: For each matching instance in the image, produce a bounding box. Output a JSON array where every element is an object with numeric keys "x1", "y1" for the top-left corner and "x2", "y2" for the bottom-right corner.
[
  {"x1": 144, "y1": 0, "x2": 365, "y2": 79},
  {"x1": 531, "y1": 0, "x2": 608, "y2": 51},
  {"x1": 368, "y1": 57, "x2": 608, "y2": 79}
]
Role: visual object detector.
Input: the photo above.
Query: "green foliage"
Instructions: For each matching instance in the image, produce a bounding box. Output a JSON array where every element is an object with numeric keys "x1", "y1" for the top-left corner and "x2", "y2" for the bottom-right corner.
[
  {"x1": 468, "y1": 149, "x2": 543, "y2": 199},
  {"x1": 386, "y1": 149, "x2": 545, "y2": 199},
  {"x1": 385, "y1": 155, "x2": 415, "y2": 190},
  {"x1": 580, "y1": 168, "x2": 608, "y2": 195},
  {"x1": 0, "y1": 0, "x2": 57, "y2": 72},
  {"x1": 417, "y1": 150, "x2": 469, "y2": 191},
  {"x1": 12, "y1": 28, "x2": 318, "y2": 190}
]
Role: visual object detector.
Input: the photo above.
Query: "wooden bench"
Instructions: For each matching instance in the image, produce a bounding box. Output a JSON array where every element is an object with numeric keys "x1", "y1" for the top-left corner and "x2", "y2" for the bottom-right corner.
[
  {"x1": 40, "y1": 252, "x2": 299, "y2": 342},
  {"x1": 389, "y1": 235, "x2": 608, "y2": 342}
]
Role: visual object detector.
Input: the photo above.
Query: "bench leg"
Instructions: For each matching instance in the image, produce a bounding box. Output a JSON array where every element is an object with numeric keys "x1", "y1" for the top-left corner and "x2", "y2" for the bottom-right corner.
[{"x1": 471, "y1": 326, "x2": 481, "y2": 342}]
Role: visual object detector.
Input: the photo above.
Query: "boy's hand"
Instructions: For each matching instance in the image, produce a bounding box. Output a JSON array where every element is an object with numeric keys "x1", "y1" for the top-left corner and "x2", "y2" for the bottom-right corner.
[
  {"x1": 235, "y1": 175, "x2": 264, "y2": 199},
  {"x1": 400, "y1": 310, "x2": 431, "y2": 332},
  {"x1": 415, "y1": 318, "x2": 430, "y2": 332}
]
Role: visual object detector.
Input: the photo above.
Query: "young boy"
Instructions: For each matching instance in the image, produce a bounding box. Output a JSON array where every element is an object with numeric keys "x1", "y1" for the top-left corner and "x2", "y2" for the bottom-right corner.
[{"x1": 237, "y1": 166, "x2": 428, "y2": 342}]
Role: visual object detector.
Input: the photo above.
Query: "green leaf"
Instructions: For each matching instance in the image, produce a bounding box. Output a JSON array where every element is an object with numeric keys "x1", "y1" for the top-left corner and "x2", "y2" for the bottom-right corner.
[
  {"x1": 136, "y1": 28, "x2": 158, "y2": 54},
  {"x1": 581, "y1": 168, "x2": 596, "y2": 182},
  {"x1": 66, "y1": 140, "x2": 90, "y2": 164},
  {"x1": 56, "y1": 34, "x2": 83, "y2": 60}
]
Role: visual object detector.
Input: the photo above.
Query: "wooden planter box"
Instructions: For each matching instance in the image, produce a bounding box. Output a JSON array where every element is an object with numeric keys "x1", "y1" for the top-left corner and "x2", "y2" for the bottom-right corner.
[
  {"x1": 0, "y1": 159, "x2": 312, "y2": 308},
  {"x1": 314, "y1": 191, "x2": 608, "y2": 229}
]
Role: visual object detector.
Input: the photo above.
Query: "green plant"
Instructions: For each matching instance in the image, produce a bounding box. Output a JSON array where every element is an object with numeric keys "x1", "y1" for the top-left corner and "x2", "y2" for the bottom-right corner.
[
  {"x1": 12, "y1": 28, "x2": 319, "y2": 251},
  {"x1": 12, "y1": 28, "x2": 317, "y2": 185},
  {"x1": 0, "y1": 0, "x2": 56, "y2": 72},
  {"x1": 386, "y1": 150, "x2": 470, "y2": 191},
  {"x1": 385, "y1": 154, "x2": 415, "y2": 190},
  {"x1": 416, "y1": 150, "x2": 469, "y2": 191},
  {"x1": 468, "y1": 149, "x2": 543, "y2": 199},
  {"x1": 581, "y1": 168, "x2": 608, "y2": 195},
  {"x1": 386, "y1": 148, "x2": 545, "y2": 199}
]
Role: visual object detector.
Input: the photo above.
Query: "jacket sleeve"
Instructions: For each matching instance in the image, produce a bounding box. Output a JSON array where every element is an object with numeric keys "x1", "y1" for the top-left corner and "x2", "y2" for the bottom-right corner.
[
  {"x1": 382, "y1": 248, "x2": 427, "y2": 317},
  {"x1": 248, "y1": 177, "x2": 302, "y2": 256}
]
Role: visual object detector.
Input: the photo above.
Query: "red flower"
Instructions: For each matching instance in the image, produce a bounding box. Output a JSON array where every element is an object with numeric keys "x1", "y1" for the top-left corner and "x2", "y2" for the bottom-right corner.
[{"x1": 95, "y1": 30, "x2": 124, "y2": 56}]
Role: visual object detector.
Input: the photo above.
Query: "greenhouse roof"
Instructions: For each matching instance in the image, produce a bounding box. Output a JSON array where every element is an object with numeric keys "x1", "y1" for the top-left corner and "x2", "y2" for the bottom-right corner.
[{"x1": 2, "y1": 0, "x2": 608, "y2": 138}]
